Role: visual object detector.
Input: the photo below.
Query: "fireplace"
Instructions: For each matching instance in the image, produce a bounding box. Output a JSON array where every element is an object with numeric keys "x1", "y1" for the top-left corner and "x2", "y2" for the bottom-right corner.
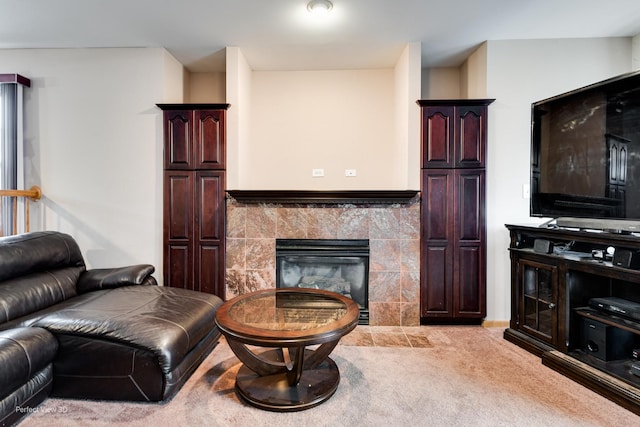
[{"x1": 275, "y1": 239, "x2": 369, "y2": 324}]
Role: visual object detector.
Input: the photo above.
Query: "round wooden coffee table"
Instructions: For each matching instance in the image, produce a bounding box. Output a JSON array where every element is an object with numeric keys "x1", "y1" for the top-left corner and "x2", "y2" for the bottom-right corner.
[{"x1": 214, "y1": 288, "x2": 359, "y2": 411}]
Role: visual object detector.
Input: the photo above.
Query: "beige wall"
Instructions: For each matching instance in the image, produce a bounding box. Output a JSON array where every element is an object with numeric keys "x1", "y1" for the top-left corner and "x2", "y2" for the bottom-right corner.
[
  {"x1": 187, "y1": 72, "x2": 226, "y2": 103},
  {"x1": 463, "y1": 43, "x2": 488, "y2": 98},
  {"x1": 163, "y1": 50, "x2": 185, "y2": 103},
  {"x1": 246, "y1": 69, "x2": 396, "y2": 190},
  {"x1": 485, "y1": 37, "x2": 632, "y2": 322},
  {"x1": 226, "y1": 45, "x2": 421, "y2": 191},
  {"x1": 422, "y1": 67, "x2": 460, "y2": 99},
  {"x1": 0, "y1": 48, "x2": 177, "y2": 278}
]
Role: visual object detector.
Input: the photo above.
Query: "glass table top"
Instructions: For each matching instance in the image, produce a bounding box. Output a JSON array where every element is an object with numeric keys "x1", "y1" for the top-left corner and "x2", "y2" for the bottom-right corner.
[{"x1": 225, "y1": 289, "x2": 350, "y2": 332}]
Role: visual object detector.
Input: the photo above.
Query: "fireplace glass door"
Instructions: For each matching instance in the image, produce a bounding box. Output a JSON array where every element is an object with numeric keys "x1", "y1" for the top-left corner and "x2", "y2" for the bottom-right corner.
[{"x1": 276, "y1": 239, "x2": 369, "y2": 324}]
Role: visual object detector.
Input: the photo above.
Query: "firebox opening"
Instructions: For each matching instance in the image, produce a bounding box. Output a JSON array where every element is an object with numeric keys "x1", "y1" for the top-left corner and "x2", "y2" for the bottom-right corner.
[{"x1": 275, "y1": 239, "x2": 369, "y2": 325}]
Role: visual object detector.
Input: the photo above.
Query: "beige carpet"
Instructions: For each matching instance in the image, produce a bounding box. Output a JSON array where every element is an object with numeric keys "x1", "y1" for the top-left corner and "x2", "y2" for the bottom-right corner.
[{"x1": 20, "y1": 327, "x2": 640, "y2": 426}]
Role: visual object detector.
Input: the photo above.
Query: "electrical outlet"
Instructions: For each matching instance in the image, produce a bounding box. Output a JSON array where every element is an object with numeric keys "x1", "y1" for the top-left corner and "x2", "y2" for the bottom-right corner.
[
  {"x1": 312, "y1": 168, "x2": 325, "y2": 177},
  {"x1": 345, "y1": 169, "x2": 357, "y2": 177}
]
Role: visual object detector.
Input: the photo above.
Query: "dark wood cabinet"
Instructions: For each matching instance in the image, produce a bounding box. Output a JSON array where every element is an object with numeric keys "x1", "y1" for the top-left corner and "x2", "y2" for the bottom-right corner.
[
  {"x1": 163, "y1": 108, "x2": 225, "y2": 170},
  {"x1": 421, "y1": 168, "x2": 486, "y2": 319},
  {"x1": 158, "y1": 104, "x2": 229, "y2": 299},
  {"x1": 418, "y1": 99, "x2": 493, "y2": 323},
  {"x1": 505, "y1": 224, "x2": 640, "y2": 415},
  {"x1": 419, "y1": 102, "x2": 488, "y2": 169}
]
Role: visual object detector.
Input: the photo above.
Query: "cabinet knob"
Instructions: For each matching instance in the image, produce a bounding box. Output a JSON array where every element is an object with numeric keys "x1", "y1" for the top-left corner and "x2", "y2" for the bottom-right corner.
[{"x1": 548, "y1": 303, "x2": 556, "y2": 309}]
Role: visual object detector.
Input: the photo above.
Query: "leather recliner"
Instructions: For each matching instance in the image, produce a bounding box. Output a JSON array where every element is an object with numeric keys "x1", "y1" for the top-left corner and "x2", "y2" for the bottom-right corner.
[{"x1": 0, "y1": 231, "x2": 223, "y2": 426}]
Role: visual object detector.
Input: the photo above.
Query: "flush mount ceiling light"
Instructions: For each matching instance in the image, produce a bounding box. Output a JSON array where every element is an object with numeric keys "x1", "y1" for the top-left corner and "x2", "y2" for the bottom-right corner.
[{"x1": 307, "y1": 0, "x2": 333, "y2": 14}]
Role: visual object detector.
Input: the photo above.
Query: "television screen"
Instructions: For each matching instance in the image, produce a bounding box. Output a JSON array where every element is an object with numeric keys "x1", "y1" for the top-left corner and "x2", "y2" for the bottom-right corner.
[{"x1": 531, "y1": 70, "x2": 640, "y2": 225}]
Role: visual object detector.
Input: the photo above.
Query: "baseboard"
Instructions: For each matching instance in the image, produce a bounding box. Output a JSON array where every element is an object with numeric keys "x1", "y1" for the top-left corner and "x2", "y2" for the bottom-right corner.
[{"x1": 481, "y1": 320, "x2": 509, "y2": 328}]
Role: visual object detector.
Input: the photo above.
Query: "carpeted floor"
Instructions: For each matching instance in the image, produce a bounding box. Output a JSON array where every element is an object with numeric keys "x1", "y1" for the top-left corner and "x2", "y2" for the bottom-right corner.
[{"x1": 19, "y1": 326, "x2": 640, "y2": 426}]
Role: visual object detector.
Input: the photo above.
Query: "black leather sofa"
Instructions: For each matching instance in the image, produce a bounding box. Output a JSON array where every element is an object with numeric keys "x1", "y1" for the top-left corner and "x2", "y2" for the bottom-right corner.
[{"x1": 0, "y1": 231, "x2": 223, "y2": 426}]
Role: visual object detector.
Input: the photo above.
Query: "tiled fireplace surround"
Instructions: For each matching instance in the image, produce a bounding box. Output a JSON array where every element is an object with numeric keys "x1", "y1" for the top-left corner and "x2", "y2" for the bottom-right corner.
[{"x1": 225, "y1": 194, "x2": 421, "y2": 326}]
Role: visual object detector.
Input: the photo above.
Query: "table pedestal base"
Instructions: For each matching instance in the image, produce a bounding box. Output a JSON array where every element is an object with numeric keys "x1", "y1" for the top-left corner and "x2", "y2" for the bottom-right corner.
[{"x1": 234, "y1": 349, "x2": 340, "y2": 412}]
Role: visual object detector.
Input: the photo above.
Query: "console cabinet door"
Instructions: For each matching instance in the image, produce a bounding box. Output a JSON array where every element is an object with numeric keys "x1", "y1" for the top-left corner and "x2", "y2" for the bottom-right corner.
[{"x1": 518, "y1": 258, "x2": 557, "y2": 346}]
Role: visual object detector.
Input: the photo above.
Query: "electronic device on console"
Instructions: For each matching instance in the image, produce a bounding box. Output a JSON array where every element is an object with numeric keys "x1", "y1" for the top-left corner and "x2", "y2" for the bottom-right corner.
[{"x1": 589, "y1": 297, "x2": 640, "y2": 322}]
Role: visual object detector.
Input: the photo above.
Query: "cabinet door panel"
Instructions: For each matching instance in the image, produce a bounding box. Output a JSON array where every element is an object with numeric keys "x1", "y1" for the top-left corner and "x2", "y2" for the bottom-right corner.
[
  {"x1": 453, "y1": 169, "x2": 486, "y2": 317},
  {"x1": 196, "y1": 244, "x2": 221, "y2": 295},
  {"x1": 456, "y1": 170, "x2": 484, "y2": 241},
  {"x1": 421, "y1": 170, "x2": 451, "y2": 240},
  {"x1": 196, "y1": 171, "x2": 225, "y2": 240},
  {"x1": 166, "y1": 244, "x2": 192, "y2": 289},
  {"x1": 421, "y1": 106, "x2": 454, "y2": 168},
  {"x1": 421, "y1": 169, "x2": 454, "y2": 317},
  {"x1": 195, "y1": 110, "x2": 225, "y2": 169},
  {"x1": 164, "y1": 111, "x2": 193, "y2": 169},
  {"x1": 165, "y1": 172, "x2": 193, "y2": 240},
  {"x1": 455, "y1": 246, "x2": 484, "y2": 315},
  {"x1": 455, "y1": 106, "x2": 486, "y2": 167},
  {"x1": 164, "y1": 171, "x2": 194, "y2": 289},
  {"x1": 195, "y1": 171, "x2": 225, "y2": 297},
  {"x1": 421, "y1": 245, "x2": 452, "y2": 316}
]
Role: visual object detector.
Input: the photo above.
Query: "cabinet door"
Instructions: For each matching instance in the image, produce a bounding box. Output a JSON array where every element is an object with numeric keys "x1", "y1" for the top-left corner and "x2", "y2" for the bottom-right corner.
[
  {"x1": 421, "y1": 106, "x2": 454, "y2": 168},
  {"x1": 164, "y1": 171, "x2": 194, "y2": 289},
  {"x1": 453, "y1": 169, "x2": 486, "y2": 317},
  {"x1": 454, "y1": 105, "x2": 486, "y2": 168},
  {"x1": 421, "y1": 169, "x2": 486, "y2": 320},
  {"x1": 164, "y1": 109, "x2": 225, "y2": 170},
  {"x1": 164, "y1": 110, "x2": 194, "y2": 170},
  {"x1": 420, "y1": 169, "x2": 454, "y2": 317},
  {"x1": 518, "y1": 258, "x2": 557, "y2": 345},
  {"x1": 194, "y1": 171, "x2": 225, "y2": 296},
  {"x1": 194, "y1": 110, "x2": 225, "y2": 170}
]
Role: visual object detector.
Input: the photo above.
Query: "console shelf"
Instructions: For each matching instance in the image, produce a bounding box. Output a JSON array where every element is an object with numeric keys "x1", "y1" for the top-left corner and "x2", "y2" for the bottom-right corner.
[
  {"x1": 575, "y1": 307, "x2": 640, "y2": 335},
  {"x1": 505, "y1": 224, "x2": 640, "y2": 415}
]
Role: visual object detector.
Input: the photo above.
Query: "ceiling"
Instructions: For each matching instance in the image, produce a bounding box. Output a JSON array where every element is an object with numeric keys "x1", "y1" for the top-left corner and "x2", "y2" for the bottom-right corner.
[{"x1": 2, "y1": 0, "x2": 640, "y2": 72}]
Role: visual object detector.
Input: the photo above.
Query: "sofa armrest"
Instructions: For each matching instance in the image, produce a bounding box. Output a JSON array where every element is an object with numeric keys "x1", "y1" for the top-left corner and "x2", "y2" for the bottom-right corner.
[{"x1": 76, "y1": 264, "x2": 157, "y2": 294}]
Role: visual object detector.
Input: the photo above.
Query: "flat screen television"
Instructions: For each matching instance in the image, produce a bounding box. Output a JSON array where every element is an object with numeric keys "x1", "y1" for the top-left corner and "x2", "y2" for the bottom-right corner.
[{"x1": 530, "y1": 70, "x2": 640, "y2": 232}]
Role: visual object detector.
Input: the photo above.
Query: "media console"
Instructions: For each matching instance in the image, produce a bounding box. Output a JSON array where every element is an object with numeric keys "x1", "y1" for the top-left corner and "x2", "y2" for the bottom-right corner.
[{"x1": 505, "y1": 224, "x2": 640, "y2": 415}]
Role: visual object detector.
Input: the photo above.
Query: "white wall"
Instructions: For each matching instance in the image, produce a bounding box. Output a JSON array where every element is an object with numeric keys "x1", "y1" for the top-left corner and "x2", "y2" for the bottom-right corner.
[
  {"x1": 485, "y1": 37, "x2": 633, "y2": 321},
  {"x1": 0, "y1": 48, "x2": 180, "y2": 278}
]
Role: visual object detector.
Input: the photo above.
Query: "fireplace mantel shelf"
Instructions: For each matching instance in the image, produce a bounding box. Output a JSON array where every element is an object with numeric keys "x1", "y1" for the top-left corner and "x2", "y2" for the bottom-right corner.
[{"x1": 227, "y1": 190, "x2": 419, "y2": 205}]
